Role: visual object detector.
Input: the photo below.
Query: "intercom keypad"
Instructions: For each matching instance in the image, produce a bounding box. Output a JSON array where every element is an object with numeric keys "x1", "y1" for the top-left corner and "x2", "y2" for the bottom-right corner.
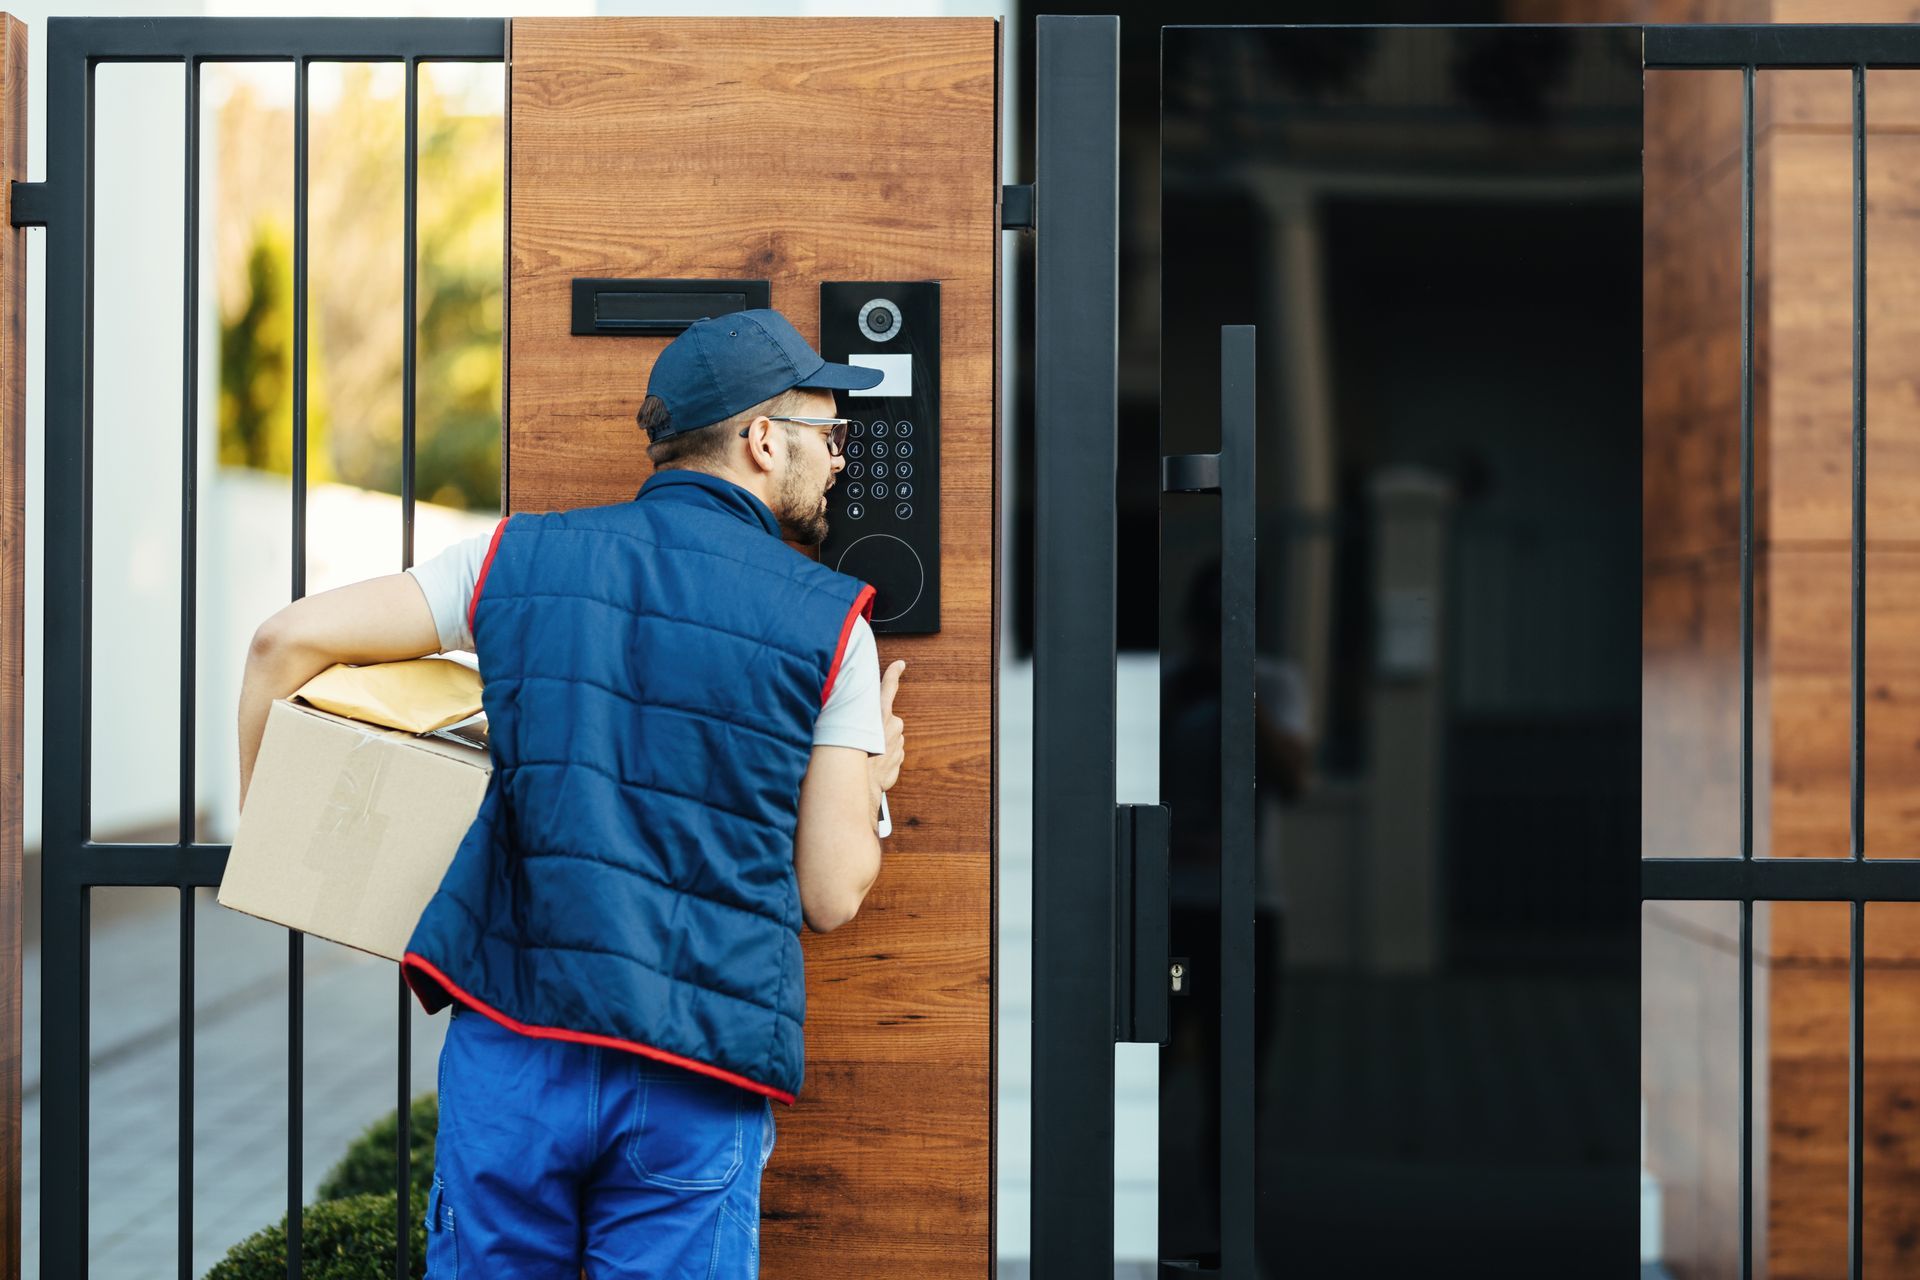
[{"x1": 820, "y1": 281, "x2": 940, "y2": 634}]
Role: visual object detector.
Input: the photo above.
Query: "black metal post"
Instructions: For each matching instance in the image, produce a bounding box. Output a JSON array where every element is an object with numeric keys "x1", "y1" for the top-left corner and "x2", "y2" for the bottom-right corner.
[
  {"x1": 288, "y1": 52, "x2": 309, "y2": 1280},
  {"x1": 395, "y1": 54, "x2": 421, "y2": 1280},
  {"x1": 1848, "y1": 60, "x2": 1868, "y2": 1280},
  {"x1": 1739, "y1": 60, "x2": 1755, "y2": 1280},
  {"x1": 1217, "y1": 327, "x2": 1255, "y2": 1279},
  {"x1": 178, "y1": 51, "x2": 201, "y2": 1280},
  {"x1": 39, "y1": 22, "x2": 93, "y2": 1277},
  {"x1": 1031, "y1": 13, "x2": 1119, "y2": 1279}
]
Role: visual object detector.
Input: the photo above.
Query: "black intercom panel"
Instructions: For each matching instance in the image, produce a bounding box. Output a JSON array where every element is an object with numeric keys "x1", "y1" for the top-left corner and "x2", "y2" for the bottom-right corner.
[{"x1": 820, "y1": 281, "x2": 940, "y2": 634}]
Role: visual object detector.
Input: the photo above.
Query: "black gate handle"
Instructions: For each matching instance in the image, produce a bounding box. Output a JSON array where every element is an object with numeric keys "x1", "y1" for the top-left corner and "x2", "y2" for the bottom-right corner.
[{"x1": 1161, "y1": 325, "x2": 1257, "y2": 1278}]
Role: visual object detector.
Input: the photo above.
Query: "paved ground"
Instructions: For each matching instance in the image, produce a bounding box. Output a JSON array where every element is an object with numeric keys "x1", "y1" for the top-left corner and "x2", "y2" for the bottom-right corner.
[
  {"x1": 23, "y1": 657, "x2": 1166, "y2": 1277},
  {"x1": 27, "y1": 887, "x2": 447, "y2": 1278}
]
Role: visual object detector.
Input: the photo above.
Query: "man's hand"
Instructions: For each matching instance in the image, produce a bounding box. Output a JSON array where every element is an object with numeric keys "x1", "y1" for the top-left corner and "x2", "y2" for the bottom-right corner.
[{"x1": 868, "y1": 660, "x2": 906, "y2": 817}]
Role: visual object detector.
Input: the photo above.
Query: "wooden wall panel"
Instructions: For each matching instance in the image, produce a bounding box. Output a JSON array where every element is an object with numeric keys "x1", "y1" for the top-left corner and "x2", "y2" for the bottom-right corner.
[
  {"x1": 506, "y1": 18, "x2": 998, "y2": 1274},
  {"x1": 0, "y1": 18, "x2": 23, "y2": 1280},
  {"x1": 1635, "y1": 5, "x2": 1920, "y2": 1274},
  {"x1": 1519, "y1": 5, "x2": 1920, "y2": 1276}
]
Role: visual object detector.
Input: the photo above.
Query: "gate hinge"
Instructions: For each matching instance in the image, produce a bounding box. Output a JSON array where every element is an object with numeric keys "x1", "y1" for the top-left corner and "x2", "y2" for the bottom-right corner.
[
  {"x1": 1163, "y1": 452, "x2": 1222, "y2": 495},
  {"x1": 10, "y1": 180, "x2": 48, "y2": 228},
  {"x1": 1001, "y1": 183, "x2": 1035, "y2": 232},
  {"x1": 1114, "y1": 803, "x2": 1171, "y2": 1045}
]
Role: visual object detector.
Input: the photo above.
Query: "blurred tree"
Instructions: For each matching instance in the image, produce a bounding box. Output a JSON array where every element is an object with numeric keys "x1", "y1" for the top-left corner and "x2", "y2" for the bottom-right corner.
[
  {"x1": 407, "y1": 71, "x2": 503, "y2": 511},
  {"x1": 217, "y1": 218, "x2": 332, "y2": 481},
  {"x1": 217, "y1": 64, "x2": 502, "y2": 512}
]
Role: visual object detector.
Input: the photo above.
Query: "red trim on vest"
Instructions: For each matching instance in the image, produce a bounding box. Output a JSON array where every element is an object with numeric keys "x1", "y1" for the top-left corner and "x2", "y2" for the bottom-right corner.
[
  {"x1": 819, "y1": 584, "x2": 876, "y2": 708},
  {"x1": 467, "y1": 516, "x2": 510, "y2": 639},
  {"x1": 401, "y1": 952, "x2": 797, "y2": 1105}
]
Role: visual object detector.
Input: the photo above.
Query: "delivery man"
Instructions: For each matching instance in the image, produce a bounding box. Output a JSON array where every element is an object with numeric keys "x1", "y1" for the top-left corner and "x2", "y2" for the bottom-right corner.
[{"x1": 236, "y1": 308, "x2": 907, "y2": 1278}]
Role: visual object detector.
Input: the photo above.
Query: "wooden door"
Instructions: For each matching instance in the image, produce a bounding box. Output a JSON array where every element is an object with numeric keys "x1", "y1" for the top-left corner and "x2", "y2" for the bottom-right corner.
[{"x1": 505, "y1": 18, "x2": 999, "y2": 1274}]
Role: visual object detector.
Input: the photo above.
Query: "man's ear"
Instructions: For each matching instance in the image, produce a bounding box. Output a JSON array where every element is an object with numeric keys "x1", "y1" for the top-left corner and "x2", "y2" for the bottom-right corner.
[{"x1": 741, "y1": 415, "x2": 778, "y2": 475}]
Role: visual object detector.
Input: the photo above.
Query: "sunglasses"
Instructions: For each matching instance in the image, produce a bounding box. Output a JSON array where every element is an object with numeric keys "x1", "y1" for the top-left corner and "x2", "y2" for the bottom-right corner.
[{"x1": 740, "y1": 416, "x2": 853, "y2": 457}]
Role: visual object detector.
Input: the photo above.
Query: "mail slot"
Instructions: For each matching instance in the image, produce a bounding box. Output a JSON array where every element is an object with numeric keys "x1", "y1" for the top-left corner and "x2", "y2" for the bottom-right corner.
[{"x1": 569, "y1": 277, "x2": 771, "y2": 336}]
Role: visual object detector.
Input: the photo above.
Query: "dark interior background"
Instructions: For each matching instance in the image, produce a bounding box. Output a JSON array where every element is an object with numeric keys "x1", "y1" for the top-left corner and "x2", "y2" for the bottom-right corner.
[{"x1": 1011, "y1": 12, "x2": 1643, "y2": 1274}]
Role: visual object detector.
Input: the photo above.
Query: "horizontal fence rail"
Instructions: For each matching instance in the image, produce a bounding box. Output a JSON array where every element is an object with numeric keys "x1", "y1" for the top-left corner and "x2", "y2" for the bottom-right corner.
[{"x1": 38, "y1": 18, "x2": 506, "y2": 1280}]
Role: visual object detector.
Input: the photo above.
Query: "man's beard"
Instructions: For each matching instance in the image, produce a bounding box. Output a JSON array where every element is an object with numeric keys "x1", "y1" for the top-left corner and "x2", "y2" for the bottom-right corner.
[{"x1": 777, "y1": 455, "x2": 830, "y2": 545}]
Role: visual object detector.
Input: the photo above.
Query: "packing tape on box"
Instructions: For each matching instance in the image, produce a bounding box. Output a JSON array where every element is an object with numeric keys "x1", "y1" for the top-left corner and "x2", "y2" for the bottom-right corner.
[{"x1": 302, "y1": 733, "x2": 390, "y2": 926}]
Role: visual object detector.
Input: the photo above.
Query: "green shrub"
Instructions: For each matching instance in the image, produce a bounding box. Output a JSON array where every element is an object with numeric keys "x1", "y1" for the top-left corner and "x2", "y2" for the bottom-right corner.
[
  {"x1": 317, "y1": 1093, "x2": 438, "y2": 1205},
  {"x1": 204, "y1": 1096, "x2": 439, "y2": 1280},
  {"x1": 203, "y1": 1192, "x2": 426, "y2": 1280}
]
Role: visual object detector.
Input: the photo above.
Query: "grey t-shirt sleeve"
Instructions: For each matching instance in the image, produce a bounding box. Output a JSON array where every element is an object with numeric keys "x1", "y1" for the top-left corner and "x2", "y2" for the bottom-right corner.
[
  {"x1": 405, "y1": 528, "x2": 496, "y2": 654},
  {"x1": 813, "y1": 614, "x2": 885, "y2": 753}
]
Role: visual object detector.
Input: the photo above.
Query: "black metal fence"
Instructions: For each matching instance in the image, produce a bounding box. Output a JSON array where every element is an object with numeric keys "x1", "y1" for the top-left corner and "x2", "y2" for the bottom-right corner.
[
  {"x1": 31, "y1": 18, "x2": 504, "y2": 1279},
  {"x1": 1019, "y1": 18, "x2": 1920, "y2": 1280},
  {"x1": 1638, "y1": 25, "x2": 1920, "y2": 1280},
  {"x1": 32, "y1": 14, "x2": 1920, "y2": 1280}
]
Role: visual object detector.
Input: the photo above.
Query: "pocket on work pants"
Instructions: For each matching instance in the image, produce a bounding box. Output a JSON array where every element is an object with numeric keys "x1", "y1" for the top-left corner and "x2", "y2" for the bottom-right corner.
[
  {"x1": 424, "y1": 1172, "x2": 457, "y2": 1280},
  {"x1": 623, "y1": 1064, "x2": 748, "y2": 1191},
  {"x1": 711, "y1": 1197, "x2": 760, "y2": 1279}
]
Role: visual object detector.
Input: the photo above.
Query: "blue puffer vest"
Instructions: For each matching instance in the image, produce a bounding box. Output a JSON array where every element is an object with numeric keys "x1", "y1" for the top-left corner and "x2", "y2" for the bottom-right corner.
[{"x1": 402, "y1": 469, "x2": 874, "y2": 1104}]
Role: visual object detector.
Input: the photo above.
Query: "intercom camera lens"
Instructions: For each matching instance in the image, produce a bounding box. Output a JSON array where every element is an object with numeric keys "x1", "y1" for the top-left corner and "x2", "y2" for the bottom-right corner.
[{"x1": 858, "y1": 298, "x2": 904, "y2": 344}]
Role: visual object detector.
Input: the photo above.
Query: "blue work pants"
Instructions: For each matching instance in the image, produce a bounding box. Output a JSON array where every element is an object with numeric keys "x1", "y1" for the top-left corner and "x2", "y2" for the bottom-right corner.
[{"x1": 425, "y1": 1003, "x2": 776, "y2": 1278}]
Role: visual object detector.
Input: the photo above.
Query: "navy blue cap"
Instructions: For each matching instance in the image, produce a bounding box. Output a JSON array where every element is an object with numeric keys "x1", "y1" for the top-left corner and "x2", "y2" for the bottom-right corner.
[{"x1": 643, "y1": 308, "x2": 883, "y2": 439}]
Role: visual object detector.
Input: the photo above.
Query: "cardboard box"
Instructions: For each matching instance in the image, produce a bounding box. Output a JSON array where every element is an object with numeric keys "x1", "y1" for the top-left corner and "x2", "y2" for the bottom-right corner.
[{"x1": 218, "y1": 665, "x2": 491, "y2": 961}]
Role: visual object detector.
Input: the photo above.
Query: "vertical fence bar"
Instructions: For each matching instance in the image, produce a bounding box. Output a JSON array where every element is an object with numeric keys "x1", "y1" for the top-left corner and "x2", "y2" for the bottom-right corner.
[
  {"x1": 288, "y1": 53, "x2": 309, "y2": 1280},
  {"x1": 1850, "y1": 64, "x2": 1867, "y2": 871},
  {"x1": 1738, "y1": 59, "x2": 1755, "y2": 1280},
  {"x1": 1740, "y1": 897, "x2": 1754, "y2": 1279},
  {"x1": 1031, "y1": 14, "x2": 1120, "y2": 1280},
  {"x1": 395, "y1": 54, "x2": 420, "y2": 1279},
  {"x1": 1739, "y1": 58, "x2": 1755, "y2": 875},
  {"x1": 1851, "y1": 898, "x2": 1866, "y2": 1278},
  {"x1": 40, "y1": 27, "x2": 94, "y2": 1275},
  {"x1": 1217, "y1": 326, "x2": 1256, "y2": 1278},
  {"x1": 1848, "y1": 61, "x2": 1868, "y2": 1280},
  {"x1": 177, "y1": 52, "x2": 200, "y2": 1280},
  {"x1": 403, "y1": 58, "x2": 418, "y2": 573}
]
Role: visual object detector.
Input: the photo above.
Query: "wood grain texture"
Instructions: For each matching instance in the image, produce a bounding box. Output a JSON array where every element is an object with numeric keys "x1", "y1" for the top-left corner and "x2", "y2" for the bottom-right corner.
[
  {"x1": 506, "y1": 19, "x2": 998, "y2": 1274},
  {"x1": 1639, "y1": 31, "x2": 1763, "y2": 1280},
  {"x1": 0, "y1": 17, "x2": 24, "y2": 1280},
  {"x1": 1637, "y1": 6, "x2": 1920, "y2": 1272}
]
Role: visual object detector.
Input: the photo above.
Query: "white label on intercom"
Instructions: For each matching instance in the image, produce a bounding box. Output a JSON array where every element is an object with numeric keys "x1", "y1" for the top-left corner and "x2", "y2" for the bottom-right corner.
[{"x1": 848, "y1": 353, "x2": 912, "y2": 397}]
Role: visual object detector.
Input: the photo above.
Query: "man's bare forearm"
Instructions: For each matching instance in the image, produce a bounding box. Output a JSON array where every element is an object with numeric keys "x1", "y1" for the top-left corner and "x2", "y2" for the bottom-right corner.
[
  {"x1": 865, "y1": 756, "x2": 885, "y2": 823},
  {"x1": 237, "y1": 631, "x2": 337, "y2": 812}
]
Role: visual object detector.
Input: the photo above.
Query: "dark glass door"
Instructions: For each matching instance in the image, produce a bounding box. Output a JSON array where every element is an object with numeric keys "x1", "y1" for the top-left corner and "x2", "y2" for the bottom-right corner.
[{"x1": 1158, "y1": 25, "x2": 1643, "y2": 1276}]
